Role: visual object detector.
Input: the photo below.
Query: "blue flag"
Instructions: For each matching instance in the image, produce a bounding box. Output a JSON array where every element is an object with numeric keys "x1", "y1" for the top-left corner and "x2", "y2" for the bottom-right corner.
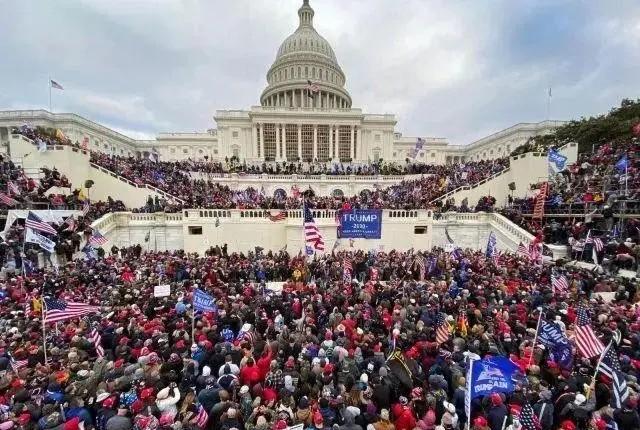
[
  {"x1": 193, "y1": 288, "x2": 217, "y2": 312},
  {"x1": 485, "y1": 231, "x2": 497, "y2": 259},
  {"x1": 548, "y1": 148, "x2": 568, "y2": 171},
  {"x1": 616, "y1": 155, "x2": 629, "y2": 172},
  {"x1": 468, "y1": 356, "x2": 520, "y2": 399},
  {"x1": 538, "y1": 320, "x2": 573, "y2": 369}
]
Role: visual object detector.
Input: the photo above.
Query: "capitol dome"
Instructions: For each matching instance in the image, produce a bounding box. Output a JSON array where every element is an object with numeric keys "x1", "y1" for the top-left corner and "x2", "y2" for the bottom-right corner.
[{"x1": 260, "y1": 0, "x2": 352, "y2": 109}]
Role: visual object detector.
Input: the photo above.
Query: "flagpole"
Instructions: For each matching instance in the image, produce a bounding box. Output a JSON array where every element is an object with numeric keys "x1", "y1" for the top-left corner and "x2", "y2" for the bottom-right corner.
[
  {"x1": 48, "y1": 76, "x2": 52, "y2": 112},
  {"x1": 586, "y1": 340, "x2": 611, "y2": 399},
  {"x1": 625, "y1": 163, "x2": 628, "y2": 197},
  {"x1": 579, "y1": 229, "x2": 591, "y2": 262},
  {"x1": 191, "y1": 309, "x2": 196, "y2": 347},
  {"x1": 41, "y1": 299, "x2": 48, "y2": 365},
  {"x1": 528, "y1": 307, "x2": 543, "y2": 369},
  {"x1": 464, "y1": 356, "x2": 475, "y2": 430}
]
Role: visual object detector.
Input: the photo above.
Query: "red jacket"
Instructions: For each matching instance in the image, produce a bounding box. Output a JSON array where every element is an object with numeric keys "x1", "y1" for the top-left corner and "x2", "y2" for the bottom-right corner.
[
  {"x1": 240, "y1": 364, "x2": 261, "y2": 386},
  {"x1": 392, "y1": 404, "x2": 416, "y2": 430}
]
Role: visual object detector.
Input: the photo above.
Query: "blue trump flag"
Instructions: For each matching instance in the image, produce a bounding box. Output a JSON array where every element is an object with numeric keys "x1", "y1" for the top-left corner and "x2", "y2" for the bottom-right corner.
[
  {"x1": 193, "y1": 288, "x2": 217, "y2": 312},
  {"x1": 538, "y1": 320, "x2": 573, "y2": 369},
  {"x1": 548, "y1": 148, "x2": 568, "y2": 171},
  {"x1": 616, "y1": 155, "x2": 629, "y2": 172},
  {"x1": 468, "y1": 356, "x2": 520, "y2": 399}
]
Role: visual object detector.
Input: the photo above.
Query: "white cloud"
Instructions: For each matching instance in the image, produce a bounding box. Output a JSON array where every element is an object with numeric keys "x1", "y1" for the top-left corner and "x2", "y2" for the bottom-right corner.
[{"x1": 0, "y1": 0, "x2": 638, "y2": 144}]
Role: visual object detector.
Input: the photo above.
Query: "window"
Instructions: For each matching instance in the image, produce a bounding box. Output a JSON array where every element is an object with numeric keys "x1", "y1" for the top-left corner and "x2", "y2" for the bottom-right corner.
[
  {"x1": 170, "y1": 148, "x2": 176, "y2": 154},
  {"x1": 232, "y1": 131, "x2": 239, "y2": 138},
  {"x1": 213, "y1": 149, "x2": 218, "y2": 155},
  {"x1": 373, "y1": 150, "x2": 381, "y2": 162},
  {"x1": 375, "y1": 134, "x2": 381, "y2": 142},
  {"x1": 301, "y1": 124, "x2": 314, "y2": 161},
  {"x1": 285, "y1": 124, "x2": 298, "y2": 161},
  {"x1": 431, "y1": 152, "x2": 435, "y2": 158},
  {"x1": 183, "y1": 148, "x2": 188, "y2": 154},
  {"x1": 284, "y1": 69, "x2": 287, "y2": 79},
  {"x1": 198, "y1": 149, "x2": 204, "y2": 154},
  {"x1": 188, "y1": 226, "x2": 203, "y2": 235},
  {"x1": 305, "y1": 67, "x2": 308, "y2": 78},
  {"x1": 414, "y1": 226, "x2": 428, "y2": 234},
  {"x1": 298, "y1": 67, "x2": 301, "y2": 78},
  {"x1": 393, "y1": 152, "x2": 397, "y2": 157},
  {"x1": 317, "y1": 125, "x2": 330, "y2": 162},
  {"x1": 338, "y1": 125, "x2": 351, "y2": 161},
  {"x1": 231, "y1": 145, "x2": 240, "y2": 158},
  {"x1": 263, "y1": 123, "x2": 277, "y2": 161},
  {"x1": 312, "y1": 67, "x2": 315, "y2": 78},
  {"x1": 420, "y1": 152, "x2": 425, "y2": 158}
]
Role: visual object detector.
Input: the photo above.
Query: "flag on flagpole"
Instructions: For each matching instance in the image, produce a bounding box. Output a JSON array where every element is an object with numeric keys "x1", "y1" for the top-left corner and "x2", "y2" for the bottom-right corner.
[
  {"x1": 50, "y1": 79, "x2": 64, "y2": 90},
  {"x1": 343, "y1": 258, "x2": 353, "y2": 282},
  {"x1": 575, "y1": 305, "x2": 605, "y2": 358},
  {"x1": 457, "y1": 310, "x2": 468, "y2": 337},
  {"x1": 63, "y1": 215, "x2": 76, "y2": 232},
  {"x1": 615, "y1": 155, "x2": 629, "y2": 172},
  {"x1": 25, "y1": 228, "x2": 56, "y2": 253},
  {"x1": 485, "y1": 231, "x2": 497, "y2": 259},
  {"x1": 303, "y1": 204, "x2": 324, "y2": 251},
  {"x1": 598, "y1": 343, "x2": 629, "y2": 408},
  {"x1": 518, "y1": 401, "x2": 542, "y2": 430},
  {"x1": 43, "y1": 298, "x2": 100, "y2": 323},
  {"x1": 89, "y1": 328, "x2": 105, "y2": 358},
  {"x1": 8, "y1": 353, "x2": 28, "y2": 373},
  {"x1": 25, "y1": 211, "x2": 57, "y2": 235},
  {"x1": 81, "y1": 200, "x2": 90, "y2": 216},
  {"x1": 88, "y1": 230, "x2": 108, "y2": 247},
  {"x1": 435, "y1": 313, "x2": 450, "y2": 345}
]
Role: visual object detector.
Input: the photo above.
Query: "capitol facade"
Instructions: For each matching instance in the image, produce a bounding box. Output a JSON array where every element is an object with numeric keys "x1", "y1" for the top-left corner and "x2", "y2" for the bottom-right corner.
[{"x1": 0, "y1": 1, "x2": 564, "y2": 165}]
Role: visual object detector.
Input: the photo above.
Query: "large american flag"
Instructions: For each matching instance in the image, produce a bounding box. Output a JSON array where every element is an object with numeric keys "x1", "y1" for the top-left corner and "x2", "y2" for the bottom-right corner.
[
  {"x1": 303, "y1": 205, "x2": 324, "y2": 251},
  {"x1": 551, "y1": 273, "x2": 569, "y2": 295},
  {"x1": 7, "y1": 181, "x2": 20, "y2": 196},
  {"x1": 192, "y1": 404, "x2": 209, "y2": 428},
  {"x1": 88, "y1": 230, "x2": 108, "y2": 247},
  {"x1": 25, "y1": 211, "x2": 57, "y2": 235},
  {"x1": 82, "y1": 200, "x2": 91, "y2": 217},
  {"x1": 90, "y1": 328, "x2": 105, "y2": 358},
  {"x1": 265, "y1": 210, "x2": 286, "y2": 222},
  {"x1": 598, "y1": 343, "x2": 629, "y2": 408},
  {"x1": 435, "y1": 313, "x2": 450, "y2": 345},
  {"x1": 8, "y1": 353, "x2": 28, "y2": 373},
  {"x1": 575, "y1": 305, "x2": 605, "y2": 358},
  {"x1": 43, "y1": 298, "x2": 100, "y2": 323}
]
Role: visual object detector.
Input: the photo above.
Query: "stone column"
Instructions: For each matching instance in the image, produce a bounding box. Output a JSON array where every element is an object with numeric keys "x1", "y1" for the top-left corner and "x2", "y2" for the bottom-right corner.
[
  {"x1": 329, "y1": 125, "x2": 333, "y2": 159},
  {"x1": 259, "y1": 123, "x2": 264, "y2": 161},
  {"x1": 297, "y1": 124, "x2": 302, "y2": 161},
  {"x1": 282, "y1": 124, "x2": 287, "y2": 161},
  {"x1": 275, "y1": 124, "x2": 281, "y2": 161},
  {"x1": 350, "y1": 125, "x2": 355, "y2": 161},
  {"x1": 313, "y1": 124, "x2": 318, "y2": 161},
  {"x1": 252, "y1": 123, "x2": 258, "y2": 159},
  {"x1": 356, "y1": 126, "x2": 362, "y2": 162}
]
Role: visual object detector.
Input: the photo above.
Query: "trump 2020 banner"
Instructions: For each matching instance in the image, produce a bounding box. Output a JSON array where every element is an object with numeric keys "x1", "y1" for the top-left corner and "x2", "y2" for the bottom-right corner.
[
  {"x1": 338, "y1": 209, "x2": 382, "y2": 239},
  {"x1": 468, "y1": 356, "x2": 520, "y2": 399}
]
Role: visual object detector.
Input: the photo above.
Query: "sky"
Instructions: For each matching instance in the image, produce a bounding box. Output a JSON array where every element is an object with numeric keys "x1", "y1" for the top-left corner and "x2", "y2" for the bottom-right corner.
[{"x1": 0, "y1": 0, "x2": 638, "y2": 144}]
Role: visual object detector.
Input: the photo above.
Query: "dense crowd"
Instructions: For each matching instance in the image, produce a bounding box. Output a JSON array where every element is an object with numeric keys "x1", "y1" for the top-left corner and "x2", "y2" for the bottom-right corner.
[
  {"x1": 89, "y1": 152, "x2": 508, "y2": 211},
  {"x1": 0, "y1": 246, "x2": 638, "y2": 430}
]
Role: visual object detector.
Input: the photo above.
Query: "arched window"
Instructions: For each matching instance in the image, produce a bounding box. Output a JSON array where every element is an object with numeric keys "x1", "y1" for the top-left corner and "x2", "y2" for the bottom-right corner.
[
  {"x1": 291, "y1": 67, "x2": 294, "y2": 78},
  {"x1": 325, "y1": 70, "x2": 328, "y2": 81},
  {"x1": 298, "y1": 67, "x2": 301, "y2": 78},
  {"x1": 332, "y1": 189, "x2": 344, "y2": 198},
  {"x1": 312, "y1": 67, "x2": 315, "y2": 78},
  {"x1": 305, "y1": 67, "x2": 308, "y2": 77},
  {"x1": 284, "y1": 69, "x2": 287, "y2": 79}
]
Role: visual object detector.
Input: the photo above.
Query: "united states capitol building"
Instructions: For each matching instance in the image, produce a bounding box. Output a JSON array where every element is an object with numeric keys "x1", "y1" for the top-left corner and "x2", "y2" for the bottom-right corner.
[{"x1": 0, "y1": 0, "x2": 563, "y2": 166}]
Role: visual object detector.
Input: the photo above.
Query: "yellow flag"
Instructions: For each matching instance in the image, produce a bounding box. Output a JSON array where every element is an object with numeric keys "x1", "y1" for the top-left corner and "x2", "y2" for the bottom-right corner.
[
  {"x1": 55, "y1": 129, "x2": 66, "y2": 141},
  {"x1": 31, "y1": 298, "x2": 42, "y2": 314},
  {"x1": 78, "y1": 188, "x2": 88, "y2": 201}
]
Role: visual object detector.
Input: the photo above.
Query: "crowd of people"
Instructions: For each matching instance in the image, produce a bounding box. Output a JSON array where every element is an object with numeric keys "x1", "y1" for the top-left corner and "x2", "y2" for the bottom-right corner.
[
  {"x1": 88, "y1": 152, "x2": 508, "y2": 211},
  {"x1": 0, "y1": 246, "x2": 638, "y2": 430}
]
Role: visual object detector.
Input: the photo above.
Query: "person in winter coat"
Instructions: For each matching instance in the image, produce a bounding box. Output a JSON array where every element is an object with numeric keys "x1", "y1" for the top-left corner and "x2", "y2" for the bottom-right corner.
[
  {"x1": 105, "y1": 407, "x2": 132, "y2": 430},
  {"x1": 392, "y1": 398, "x2": 416, "y2": 430},
  {"x1": 533, "y1": 390, "x2": 554, "y2": 430},
  {"x1": 318, "y1": 398, "x2": 337, "y2": 427},
  {"x1": 486, "y1": 394, "x2": 507, "y2": 430},
  {"x1": 613, "y1": 398, "x2": 640, "y2": 430},
  {"x1": 155, "y1": 383, "x2": 181, "y2": 422},
  {"x1": 339, "y1": 408, "x2": 362, "y2": 430}
]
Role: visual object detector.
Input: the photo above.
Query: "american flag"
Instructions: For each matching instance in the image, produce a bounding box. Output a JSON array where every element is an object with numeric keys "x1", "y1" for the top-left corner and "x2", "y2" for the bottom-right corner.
[
  {"x1": 192, "y1": 404, "x2": 209, "y2": 428},
  {"x1": 7, "y1": 181, "x2": 20, "y2": 196},
  {"x1": 50, "y1": 79, "x2": 64, "y2": 90},
  {"x1": 551, "y1": 273, "x2": 569, "y2": 295},
  {"x1": 0, "y1": 192, "x2": 19, "y2": 206},
  {"x1": 25, "y1": 211, "x2": 57, "y2": 235},
  {"x1": 575, "y1": 305, "x2": 605, "y2": 358},
  {"x1": 586, "y1": 236, "x2": 604, "y2": 252},
  {"x1": 63, "y1": 215, "x2": 76, "y2": 232},
  {"x1": 435, "y1": 313, "x2": 450, "y2": 345},
  {"x1": 8, "y1": 353, "x2": 28, "y2": 373},
  {"x1": 90, "y1": 328, "x2": 105, "y2": 358},
  {"x1": 291, "y1": 185, "x2": 301, "y2": 198},
  {"x1": 266, "y1": 211, "x2": 286, "y2": 222},
  {"x1": 304, "y1": 205, "x2": 324, "y2": 251},
  {"x1": 43, "y1": 298, "x2": 100, "y2": 323},
  {"x1": 343, "y1": 259, "x2": 353, "y2": 282},
  {"x1": 81, "y1": 200, "x2": 91, "y2": 216},
  {"x1": 518, "y1": 401, "x2": 541, "y2": 430},
  {"x1": 306, "y1": 79, "x2": 320, "y2": 94},
  {"x1": 517, "y1": 242, "x2": 531, "y2": 258},
  {"x1": 88, "y1": 230, "x2": 108, "y2": 247},
  {"x1": 81, "y1": 137, "x2": 89, "y2": 150},
  {"x1": 598, "y1": 343, "x2": 629, "y2": 408},
  {"x1": 414, "y1": 257, "x2": 426, "y2": 280}
]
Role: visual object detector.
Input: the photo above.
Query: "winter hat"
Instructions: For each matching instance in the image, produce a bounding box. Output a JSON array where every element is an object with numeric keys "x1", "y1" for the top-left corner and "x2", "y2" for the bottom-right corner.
[{"x1": 380, "y1": 409, "x2": 389, "y2": 421}]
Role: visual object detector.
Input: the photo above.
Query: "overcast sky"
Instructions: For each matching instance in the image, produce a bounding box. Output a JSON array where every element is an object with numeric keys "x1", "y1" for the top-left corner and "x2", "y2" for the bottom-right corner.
[{"x1": 1, "y1": 0, "x2": 639, "y2": 144}]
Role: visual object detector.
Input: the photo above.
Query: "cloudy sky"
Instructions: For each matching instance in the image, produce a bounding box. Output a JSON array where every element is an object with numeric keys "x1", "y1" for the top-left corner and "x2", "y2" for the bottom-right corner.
[{"x1": 1, "y1": 0, "x2": 638, "y2": 144}]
